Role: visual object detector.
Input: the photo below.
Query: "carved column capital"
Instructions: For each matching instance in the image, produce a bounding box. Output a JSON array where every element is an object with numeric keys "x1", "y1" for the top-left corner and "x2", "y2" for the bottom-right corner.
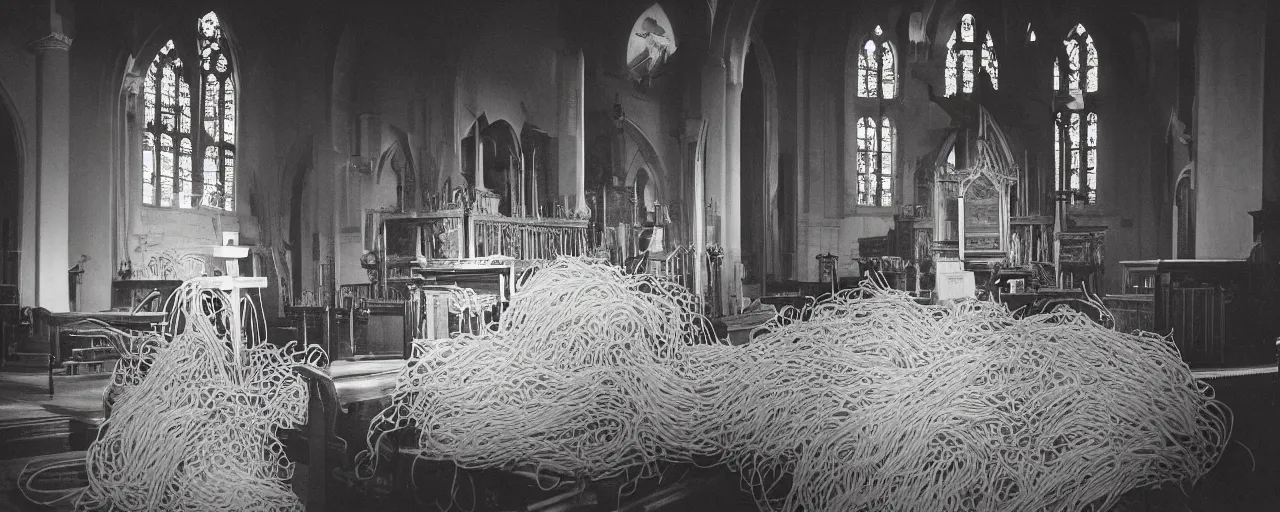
[
  {"x1": 26, "y1": 32, "x2": 73, "y2": 54},
  {"x1": 122, "y1": 72, "x2": 144, "y2": 96}
]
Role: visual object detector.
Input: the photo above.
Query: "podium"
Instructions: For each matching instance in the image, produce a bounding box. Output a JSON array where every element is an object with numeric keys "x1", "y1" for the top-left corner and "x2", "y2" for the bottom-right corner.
[{"x1": 190, "y1": 245, "x2": 266, "y2": 365}]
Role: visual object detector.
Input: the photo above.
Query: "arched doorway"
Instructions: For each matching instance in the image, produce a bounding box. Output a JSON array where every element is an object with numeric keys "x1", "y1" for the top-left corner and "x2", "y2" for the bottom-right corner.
[
  {"x1": 633, "y1": 167, "x2": 657, "y2": 224},
  {"x1": 0, "y1": 96, "x2": 20, "y2": 289},
  {"x1": 1174, "y1": 166, "x2": 1194, "y2": 259}
]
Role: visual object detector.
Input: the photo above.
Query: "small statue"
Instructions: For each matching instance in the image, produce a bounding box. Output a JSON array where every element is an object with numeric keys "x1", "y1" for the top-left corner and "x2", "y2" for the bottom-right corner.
[
  {"x1": 117, "y1": 260, "x2": 134, "y2": 281},
  {"x1": 360, "y1": 250, "x2": 381, "y2": 285},
  {"x1": 433, "y1": 228, "x2": 454, "y2": 259}
]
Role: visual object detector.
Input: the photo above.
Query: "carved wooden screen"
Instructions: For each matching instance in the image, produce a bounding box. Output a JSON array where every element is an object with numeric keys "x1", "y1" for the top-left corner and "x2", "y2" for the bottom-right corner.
[{"x1": 962, "y1": 174, "x2": 1002, "y2": 252}]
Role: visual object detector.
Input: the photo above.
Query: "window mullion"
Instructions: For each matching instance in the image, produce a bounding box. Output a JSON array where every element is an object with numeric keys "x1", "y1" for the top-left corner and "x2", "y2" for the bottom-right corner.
[
  {"x1": 194, "y1": 70, "x2": 205, "y2": 208},
  {"x1": 217, "y1": 77, "x2": 226, "y2": 208},
  {"x1": 875, "y1": 123, "x2": 884, "y2": 204}
]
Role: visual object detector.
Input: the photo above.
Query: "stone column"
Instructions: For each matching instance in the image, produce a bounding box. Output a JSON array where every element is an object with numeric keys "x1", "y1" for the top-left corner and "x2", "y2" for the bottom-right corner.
[
  {"x1": 686, "y1": 119, "x2": 708, "y2": 301},
  {"x1": 725, "y1": 78, "x2": 744, "y2": 312},
  {"x1": 28, "y1": 31, "x2": 72, "y2": 311},
  {"x1": 701, "y1": 61, "x2": 727, "y2": 312},
  {"x1": 558, "y1": 49, "x2": 587, "y2": 215}
]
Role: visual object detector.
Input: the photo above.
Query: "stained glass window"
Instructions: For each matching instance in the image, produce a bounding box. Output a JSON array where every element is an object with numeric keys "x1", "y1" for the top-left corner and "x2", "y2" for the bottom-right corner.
[
  {"x1": 140, "y1": 11, "x2": 237, "y2": 211},
  {"x1": 857, "y1": 26, "x2": 896, "y2": 99},
  {"x1": 856, "y1": 117, "x2": 895, "y2": 206},
  {"x1": 199, "y1": 12, "x2": 236, "y2": 211},
  {"x1": 1053, "y1": 24, "x2": 1099, "y2": 204},
  {"x1": 983, "y1": 32, "x2": 999, "y2": 90},
  {"x1": 944, "y1": 14, "x2": 999, "y2": 96},
  {"x1": 141, "y1": 40, "x2": 191, "y2": 207}
]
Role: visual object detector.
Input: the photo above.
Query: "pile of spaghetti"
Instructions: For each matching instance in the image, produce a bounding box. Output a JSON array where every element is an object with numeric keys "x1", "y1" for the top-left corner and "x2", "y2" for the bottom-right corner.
[
  {"x1": 363, "y1": 257, "x2": 1231, "y2": 512},
  {"x1": 72, "y1": 281, "x2": 325, "y2": 512}
]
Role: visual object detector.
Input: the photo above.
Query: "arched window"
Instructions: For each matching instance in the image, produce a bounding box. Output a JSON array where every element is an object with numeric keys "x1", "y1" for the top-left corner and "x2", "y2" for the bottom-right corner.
[
  {"x1": 944, "y1": 14, "x2": 999, "y2": 96},
  {"x1": 142, "y1": 41, "x2": 192, "y2": 208},
  {"x1": 856, "y1": 117, "x2": 895, "y2": 206},
  {"x1": 857, "y1": 25, "x2": 896, "y2": 99},
  {"x1": 142, "y1": 11, "x2": 237, "y2": 211},
  {"x1": 626, "y1": 4, "x2": 678, "y2": 88},
  {"x1": 1052, "y1": 24, "x2": 1098, "y2": 204}
]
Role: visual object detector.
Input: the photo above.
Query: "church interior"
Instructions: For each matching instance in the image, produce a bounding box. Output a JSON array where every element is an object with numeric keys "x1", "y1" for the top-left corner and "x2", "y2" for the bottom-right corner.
[{"x1": 0, "y1": 0, "x2": 1277, "y2": 510}]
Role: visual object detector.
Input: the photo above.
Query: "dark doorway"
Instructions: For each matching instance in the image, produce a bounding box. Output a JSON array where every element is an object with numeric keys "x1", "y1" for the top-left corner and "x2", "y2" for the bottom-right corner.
[
  {"x1": 0, "y1": 98, "x2": 19, "y2": 287},
  {"x1": 289, "y1": 161, "x2": 309, "y2": 304},
  {"x1": 741, "y1": 46, "x2": 766, "y2": 291}
]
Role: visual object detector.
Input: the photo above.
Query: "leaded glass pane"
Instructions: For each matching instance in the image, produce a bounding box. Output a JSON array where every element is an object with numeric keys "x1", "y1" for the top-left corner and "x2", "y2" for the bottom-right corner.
[
  {"x1": 858, "y1": 44, "x2": 876, "y2": 98},
  {"x1": 159, "y1": 134, "x2": 174, "y2": 207},
  {"x1": 960, "y1": 14, "x2": 975, "y2": 43},
  {"x1": 881, "y1": 42, "x2": 896, "y2": 99},
  {"x1": 160, "y1": 65, "x2": 176, "y2": 131},
  {"x1": 879, "y1": 118, "x2": 893, "y2": 153},
  {"x1": 857, "y1": 118, "x2": 875, "y2": 149},
  {"x1": 1053, "y1": 58, "x2": 1059, "y2": 91},
  {"x1": 960, "y1": 50, "x2": 974, "y2": 93},
  {"x1": 1085, "y1": 33, "x2": 1099, "y2": 92},
  {"x1": 857, "y1": 118, "x2": 875, "y2": 205},
  {"x1": 1086, "y1": 113, "x2": 1098, "y2": 148},
  {"x1": 203, "y1": 146, "x2": 219, "y2": 208},
  {"x1": 857, "y1": 152, "x2": 870, "y2": 204},
  {"x1": 945, "y1": 47, "x2": 958, "y2": 97},
  {"x1": 1066, "y1": 40, "x2": 1080, "y2": 91},
  {"x1": 223, "y1": 78, "x2": 236, "y2": 143},
  {"x1": 143, "y1": 132, "x2": 155, "y2": 204},
  {"x1": 983, "y1": 32, "x2": 999, "y2": 90},
  {"x1": 880, "y1": 119, "x2": 894, "y2": 207},
  {"x1": 144, "y1": 65, "x2": 157, "y2": 126},
  {"x1": 1053, "y1": 122, "x2": 1061, "y2": 191},
  {"x1": 178, "y1": 79, "x2": 191, "y2": 133},
  {"x1": 1068, "y1": 113, "x2": 1081, "y2": 148},
  {"x1": 179, "y1": 138, "x2": 193, "y2": 208},
  {"x1": 200, "y1": 12, "x2": 222, "y2": 70},
  {"x1": 204, "y1": 74, "x2": 220, "y2": 142},
  {"x1": 224, "y1": 149, "x2": 235, "y2": 212},
  {"x1": 1086, "y1": 151, "x2": 1097, "y2": 200}
]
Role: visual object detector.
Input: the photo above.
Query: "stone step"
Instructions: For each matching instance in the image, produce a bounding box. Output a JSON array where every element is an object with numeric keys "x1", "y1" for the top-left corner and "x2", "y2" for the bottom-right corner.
[
  {"x1": 8, "y1": 352, "x2": 52, "y2": 369},
  {"x1": 0, "y1": 417, "x2": 98, "y2": 461},
  {"x1": 0, "y1": 433, "x2": 69, "y2": 461}
]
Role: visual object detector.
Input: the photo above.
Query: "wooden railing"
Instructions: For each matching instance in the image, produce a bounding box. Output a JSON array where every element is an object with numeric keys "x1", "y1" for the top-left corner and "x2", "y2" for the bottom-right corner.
[{"x1": 642, "y1": 245, "x2": 694, "y2": 291}]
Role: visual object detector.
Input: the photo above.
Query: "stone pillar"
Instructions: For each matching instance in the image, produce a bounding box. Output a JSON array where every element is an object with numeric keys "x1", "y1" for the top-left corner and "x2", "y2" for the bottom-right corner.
[
  {"x1": 725, "y1": 79, "x2": 744, "y2": 312},
  {"x1": 701, "y1": 61, "x2": 727, "y2": 312},
  {"x1": 687, "y1": 119, "x2": 708, "y2": 301},
  {"x1": 28, "y1": 31, "x2": 73, "y2": 311},
  {"x1": 558, "y1": 49, "x2": 587, "y2": 215}
]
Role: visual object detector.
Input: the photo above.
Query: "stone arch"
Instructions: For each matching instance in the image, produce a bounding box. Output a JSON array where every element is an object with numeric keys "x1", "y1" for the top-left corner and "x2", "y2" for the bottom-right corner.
[
  {"x1": 375, "y1": 125, "x2": 417, "y2": 210},
  {"x1": 620, "y1": 119, "x2": 669, "y2": 206},
  {"x1": 1173, "y1": 164, "x2": 1195, "y2": 259}
]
